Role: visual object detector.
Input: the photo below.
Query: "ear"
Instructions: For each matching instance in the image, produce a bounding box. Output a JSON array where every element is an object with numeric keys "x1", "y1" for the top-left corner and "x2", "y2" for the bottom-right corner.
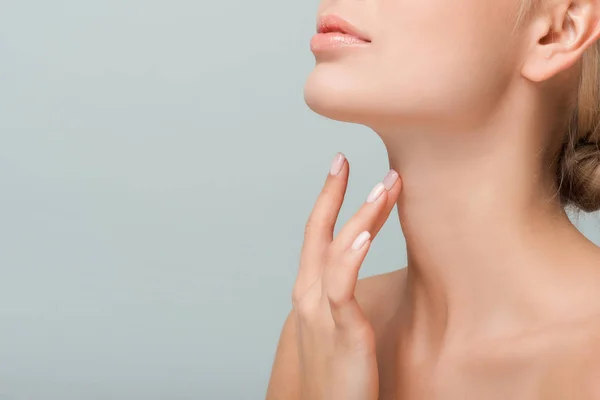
[{"x1": 521, "y1": 0, "x2": 600, "y2": 82}]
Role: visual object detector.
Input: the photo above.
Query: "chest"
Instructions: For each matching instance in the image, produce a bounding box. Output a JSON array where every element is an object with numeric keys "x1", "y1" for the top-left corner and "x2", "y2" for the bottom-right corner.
[{"x1": 375, "y1": 339, "x2": 597, "y2": 400}]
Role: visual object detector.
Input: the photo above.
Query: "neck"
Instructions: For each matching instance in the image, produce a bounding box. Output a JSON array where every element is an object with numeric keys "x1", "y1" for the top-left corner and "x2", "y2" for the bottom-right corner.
[{"x1": 372, "y1": 89, "x2": 600, "y2": 360}]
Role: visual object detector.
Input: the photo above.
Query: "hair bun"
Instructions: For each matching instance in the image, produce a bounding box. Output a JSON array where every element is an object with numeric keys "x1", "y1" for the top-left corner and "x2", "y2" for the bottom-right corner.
[{"x1": 560, "y1": 138, "x2": 600, "y2": 212}]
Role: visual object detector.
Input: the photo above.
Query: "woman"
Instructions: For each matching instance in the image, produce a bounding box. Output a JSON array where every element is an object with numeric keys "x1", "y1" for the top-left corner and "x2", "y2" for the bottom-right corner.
[{"x1": 267, "y1": 0, "x2": 600, "y2": 398}]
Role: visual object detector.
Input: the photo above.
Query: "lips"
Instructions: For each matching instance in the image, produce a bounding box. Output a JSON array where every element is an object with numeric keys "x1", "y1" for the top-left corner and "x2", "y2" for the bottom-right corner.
[{"x1": 316, "y1": 14, "x2": 371, "y2": 43}]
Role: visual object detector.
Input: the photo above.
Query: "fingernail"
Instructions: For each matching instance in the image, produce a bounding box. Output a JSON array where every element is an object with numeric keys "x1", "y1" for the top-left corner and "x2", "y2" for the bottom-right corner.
[
  {"x1": 366, "y1": 182, "x2": 385, "y2": 203},
  {"x1": 383, "y1": 169, "x2": 399, "y2": 190},
  {"x1": 330, "y1": 152, "x2": 345, "y2": 176},
  {"x1": 352, "y1": 230, "x2": 371, "y2": 251}
]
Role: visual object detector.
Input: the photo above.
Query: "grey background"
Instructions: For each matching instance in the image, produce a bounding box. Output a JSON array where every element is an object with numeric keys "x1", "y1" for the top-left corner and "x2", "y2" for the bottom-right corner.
[{"x1": 1, "y1": 1, "x2": 600, "y2": 399}]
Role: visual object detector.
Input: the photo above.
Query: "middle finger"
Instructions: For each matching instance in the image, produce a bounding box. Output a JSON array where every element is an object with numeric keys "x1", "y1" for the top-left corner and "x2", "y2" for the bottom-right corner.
[{"x1": 328, "y1": 170, "x2": 400, "y2": 257}]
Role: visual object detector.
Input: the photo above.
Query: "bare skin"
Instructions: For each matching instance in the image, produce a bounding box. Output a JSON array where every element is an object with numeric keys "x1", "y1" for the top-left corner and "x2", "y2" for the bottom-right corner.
[
  {"x1": 267, "y1": 0, "x2": 600, "y2": 398},
  {"x1": 266, "y1": 156, "x2": 600, "y2": 399}
]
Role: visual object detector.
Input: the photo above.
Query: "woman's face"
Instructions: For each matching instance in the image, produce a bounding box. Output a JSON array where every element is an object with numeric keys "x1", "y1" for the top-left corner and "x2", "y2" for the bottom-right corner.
[{"x1": 304, "y1": 0, "x2": 526, "y2": 131}]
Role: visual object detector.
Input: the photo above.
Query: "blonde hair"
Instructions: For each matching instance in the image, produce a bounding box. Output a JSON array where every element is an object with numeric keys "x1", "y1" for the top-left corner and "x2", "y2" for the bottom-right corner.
[{"x1": 518, "y1": 0, "x2": 600, "y2": 212}]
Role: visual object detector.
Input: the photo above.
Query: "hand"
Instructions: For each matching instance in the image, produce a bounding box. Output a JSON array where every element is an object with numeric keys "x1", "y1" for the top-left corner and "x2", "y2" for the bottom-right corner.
[{"x1": 292, "y1": 153, "x2": 402, "y2": 400}]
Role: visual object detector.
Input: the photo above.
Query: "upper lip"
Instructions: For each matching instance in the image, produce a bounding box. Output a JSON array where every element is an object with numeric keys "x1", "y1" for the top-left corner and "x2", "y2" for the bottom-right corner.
[{"x1": 316, "y1": 14, "x2": 371, "y2": 42}]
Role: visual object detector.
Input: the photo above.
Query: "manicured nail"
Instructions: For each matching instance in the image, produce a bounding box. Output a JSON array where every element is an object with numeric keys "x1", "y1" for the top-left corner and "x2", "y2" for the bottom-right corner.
[
  {"x1": 352, "y1": 231, "x2": 371, "y2": 251},
  {"x1": 366, "y1": 182, "x2": 385, "y2": 203},
  {"x1": 383, "y1": 169, "x2": 399, "y2": 190},
  {"x1": 330, "y1": 153, "x2": 345, "y2": 176}
]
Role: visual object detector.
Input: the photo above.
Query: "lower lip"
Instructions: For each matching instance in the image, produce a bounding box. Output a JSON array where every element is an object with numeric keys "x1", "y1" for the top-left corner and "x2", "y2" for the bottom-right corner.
[{"x1": 310, "y1": 32, "x2": 371, "y2": 53}]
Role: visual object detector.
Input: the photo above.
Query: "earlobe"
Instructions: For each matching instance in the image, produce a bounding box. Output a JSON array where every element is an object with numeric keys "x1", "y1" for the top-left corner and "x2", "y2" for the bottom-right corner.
[
  {"x1": 521, "y1": 46, "x2": 581, "y2": 83},
  {"x1": 520, "y1": 0, "x2": 600, "y2": 83},
  {"x1": 520, "y1": 19, "x2": 563, "y2": 83}
]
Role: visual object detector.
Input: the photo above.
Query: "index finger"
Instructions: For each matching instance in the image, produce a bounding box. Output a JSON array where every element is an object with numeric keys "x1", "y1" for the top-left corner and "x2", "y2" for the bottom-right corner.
[{"x1": 296, "y1": 152, "x2": 349, "y2": 290}]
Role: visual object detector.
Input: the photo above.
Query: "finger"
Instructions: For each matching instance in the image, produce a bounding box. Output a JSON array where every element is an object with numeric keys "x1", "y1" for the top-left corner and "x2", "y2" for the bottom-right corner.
[
  {"x1": 326, "y1": 231, "x2": 372, "y2": 330},
  {"x1": 330, "y1": 297, "x2": 370, "y2": 333},
  {"x1": 321, "y1": 170, "x2": 400, "y2": 310},
  {"x1": 369, "y1": 169, "x2": 402, "y2": 238},
  {"x1": 330, "y1": 169, "x2": 400, "y2": 256},
  {"x1": 296, "y1": 152, "x2": 349, "y2": 290}
]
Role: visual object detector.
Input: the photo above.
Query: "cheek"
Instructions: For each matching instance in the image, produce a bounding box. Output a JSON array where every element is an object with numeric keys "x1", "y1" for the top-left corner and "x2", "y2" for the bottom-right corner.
[
  {"x1": 377, "y1": 32, "x2": 509, "y2": 118},
  {"x1": 374, "y1": 3, "x2": 518, "y2": 121}
]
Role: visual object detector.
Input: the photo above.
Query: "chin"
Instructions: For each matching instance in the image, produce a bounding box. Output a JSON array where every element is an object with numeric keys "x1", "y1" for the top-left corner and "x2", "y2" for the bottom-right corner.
[
  {"x1": 303, "y1": 63, "x2": 425, "y2": 130},
  {"x1": 303, "y1": 63, "x2": 382, "y2": 125}
]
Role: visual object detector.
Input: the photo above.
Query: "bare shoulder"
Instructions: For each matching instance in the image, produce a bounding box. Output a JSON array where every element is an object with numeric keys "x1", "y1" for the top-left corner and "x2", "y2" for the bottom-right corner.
[
  {"x1": 355, "y1": 267, "x2": 407, "y2": 302},
  {"x1": 354, "y1": 268, "x2": 407, "y2": 326},
  {"x1": 265, "y1": 268, "x2": 406, "y2": 400},
  {"x1": 459, "y1": 314, "x2": 600, "y2": 399},
  {"x1": 536, "y1": 317, "x2": 600, "y2": 399},
  {"x1": 557, "y1": 318, "x2": 600, "y2": 398}
]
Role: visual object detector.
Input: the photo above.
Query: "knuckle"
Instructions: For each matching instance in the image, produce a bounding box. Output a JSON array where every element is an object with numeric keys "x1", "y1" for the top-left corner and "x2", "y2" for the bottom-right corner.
[
  {"x1": 327, "y1": 291, "x2": 352, "y2": 310},
  {"x1": 293, "y1": 299, "x2": 318, "y2": 319},
  {"x1": 291, "y1": 288, "x2": 304, "y2": 307},
  {"x1": 304, "y1": 210, "x2": 329, "y2": 232},
  {"x1": 303, "y1": 219, "x2": 321, "y2": 238},
  {"x1": 291, "y1": 290, "x2": 318, "y2": 317}
]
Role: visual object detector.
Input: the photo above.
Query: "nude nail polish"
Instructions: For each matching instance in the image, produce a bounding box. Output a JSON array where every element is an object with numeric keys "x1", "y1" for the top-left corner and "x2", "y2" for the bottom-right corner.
[
  {"x1": 330, "y1": 153, "x2": 345, "y2": 176},
  {"x1": 366, "y1": 182, "x2": 385, "y2": 203},
  {"x1": 383, "y1": 169, "x2": 399, "y2": 190},
  {"x1": 352, "y1": 231, "x2": 371, "y2": 251}
]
